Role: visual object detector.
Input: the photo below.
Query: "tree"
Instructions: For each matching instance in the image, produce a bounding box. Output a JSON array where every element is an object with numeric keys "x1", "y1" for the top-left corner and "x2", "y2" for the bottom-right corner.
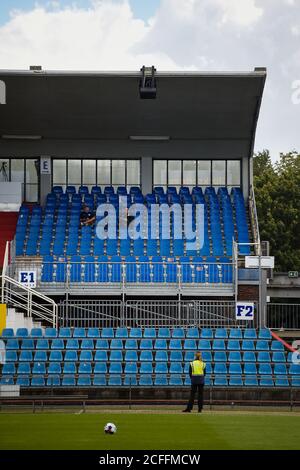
[{"x1": 253, "y1": 151, "x2": 300, "y2": 272}]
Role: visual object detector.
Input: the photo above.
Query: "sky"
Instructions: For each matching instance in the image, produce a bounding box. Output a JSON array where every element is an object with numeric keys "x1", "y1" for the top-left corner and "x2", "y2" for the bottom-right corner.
[{"x1": 0, "y1": 0, "x2": 300, "y2": 160}]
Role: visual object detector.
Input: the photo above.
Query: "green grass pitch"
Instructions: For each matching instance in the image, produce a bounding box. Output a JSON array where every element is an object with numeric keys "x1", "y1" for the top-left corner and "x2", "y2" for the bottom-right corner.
[{"x1": 0, "y1": 411, "x2": 300, "y2": 450}]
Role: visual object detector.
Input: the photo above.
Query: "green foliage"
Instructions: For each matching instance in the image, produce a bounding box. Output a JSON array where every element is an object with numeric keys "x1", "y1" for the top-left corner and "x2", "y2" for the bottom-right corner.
[{"x1": 253, "y1": 150, "x2": 300, "y2": 272}]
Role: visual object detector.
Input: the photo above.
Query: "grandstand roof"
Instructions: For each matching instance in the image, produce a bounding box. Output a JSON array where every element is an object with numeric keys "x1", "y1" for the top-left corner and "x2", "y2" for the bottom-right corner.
[{"x1": 0, "y1": 68, "x2": 266, "y2": 158}]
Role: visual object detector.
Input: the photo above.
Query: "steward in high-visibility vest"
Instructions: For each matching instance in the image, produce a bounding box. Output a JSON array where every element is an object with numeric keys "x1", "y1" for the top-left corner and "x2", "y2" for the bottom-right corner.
[{"x1": 183, "y1": 352, "x2": 206, "y2": 413}]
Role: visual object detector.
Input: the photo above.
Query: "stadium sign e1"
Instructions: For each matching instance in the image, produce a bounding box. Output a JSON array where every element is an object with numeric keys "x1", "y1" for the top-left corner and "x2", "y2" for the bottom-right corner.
[
  {"x1": 18, "y1": 270, "x2": 37, "y2": 288},
  {"x1": 236, "y1": 302, "x2": 254, "y2": 321}
]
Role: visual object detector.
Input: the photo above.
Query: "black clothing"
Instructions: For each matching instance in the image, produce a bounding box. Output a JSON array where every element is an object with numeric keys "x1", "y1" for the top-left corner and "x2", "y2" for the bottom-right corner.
[{"x1": 187, "y1": 383, "x2": 204, "y2": 411}]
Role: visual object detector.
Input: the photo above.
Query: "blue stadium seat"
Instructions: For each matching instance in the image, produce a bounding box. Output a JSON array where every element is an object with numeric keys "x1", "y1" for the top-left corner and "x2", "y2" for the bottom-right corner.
[
  {"x1": 291, "y1": 377, "x2": 300, "y2": 387},
  {"x1": 154, "y1": 375, "x2": 168, "y2": 386},
  {"x1": 229, "y1": 376, "x2": 243, "y2": 386},
  {"x1": 80, "y1": 351, "x2": 93, "y2": 362},
  {"x1": 78, "y1": 362, "x2": 92, "y2": 374},
  {"x1": 170, "y1": 351, "x2": 183, "y2": 362},
  {"x1": 169, "y1": 340, "x2": 182, "y2": 350},
  {"x1": 213, "y1": 340, "x2": 226, "y2": 350},
  {"x1": 47, "y1": 375, "x2": 61, "y2": 387},
  {"x1": 59, "y1": 328, "x2": 72, "y2": 338},
  {"x1": 274, "y1": 364, "x2": 287, "y2": 375},
  {"x1": 289, "y1": 364, "x2": 300, "y2": 375},
  {"x1": 77, "y1": 375, "x2": 91, "y2": 386},
  {"x1": 32, "y1": 363, "x2": 46, "y2": 375},
  {"x1": 140, "y1": 363, "x2": 153, "y2": 374},
  {"x1": 110, "y1": 339, "x2": 123, "y2": 350},
  {"x1": 19, "y1": 351, "x2": 33, "y2": 362},
  {"x1": 31, "y1": 376, "x2": 45, "y2": 387},
  {"x1": 259, "y1": 364, "x2": 272, "y2": 375},
  {"x1": 129, "y1": 328, "x2": 142, "y2": 338},
  {"x1": 257, "y1": 352, "x2": 271, "y2": 362},
  {"x1": 125, "y1": 339, "x2": 138, "y2": 349},
  {"x1": 158, "y1": 328, "x2": 171, "y2": 339},
  {"x1": 49, "y1": 351, "x2": 63, "y2": 362},
  {"x1": 242, "y1": 340, "x2": 255, "y2": 351},
  {"x1": 169, "y1": 363, "x2": 183, "y2": 374},
  {"x1": 1, "y1": 328, "x2": 14, "y2": 338},
  {"x1": 139, "y1": 375, "x2": 153, "y2": 386},
  {"x1": 94, "y1": 350, "x2": 108, "y2": 361},
  {"x1": 73, "y1": 328, "x2": 86, "y2": 338},
  {"x1": 21, "y1": 339, "x2": 34, "y2": 350},
  {"x1": 144, "y1": 328, "x2": 156, "y2": 338},
  {"x1": 272, "y1": 352, "x2": 286, "y2": 363},
  {"x1": 0, "y1": 376, "x2": 14, "y2": 385},
  {"x1": 214, "y1": 363, "x2": 227, "y2": 375},
  {"x1": 244, "y1": 363, "x2": 257, "y2": 375},
  {"x1": 155, "y1": 339, "x2": 167, "y2": 350},
  {"x1": 198, "y1": 339, "x2": 211, "y2": 350},
  {"x1": 229, "y1": 329, "x2": 243, "y2": 339},
  {"x1": 6, "y1": 339, "x2": 19, "y2": 350},
  {"x1": 140, "y1": 351, "x2": 153, "y2": 362},
  {"x1": 215, "y1": 328, "x2": 227, "y2": 339},
  {"x1": 30, "y1": 328, "x2": 43, "y2": 338},
  {"x1": 227, "y1": 340, "x2": 241, "y2": 351},
  {"x1": 184, "y1": 339, "x2": 198, "y2": 350},
  {"x1": 109, "y1": 363, "x2": 122, "y2": 374},
  {"x1": 63, "y1": 363, "x2": 76, "y2": 374},
  {"x1": 87, "y1": 328, "x2": 100, "y2": 338},
  {"x1": 3, "y1": 364, "x2": 16, "y2": 375},
  {"x1": 228, "y1": 351, "x2": 241, "y2": 362},
  {"x1": 115, "y1": 328, "x2": 128, "y2": 339},
  {"x1": 62, "y1": 375, "x2": 76, "y2": 386},
  {"x1": 93, "y1": 375, "x2": 107, "y2": 386},
  {"x1": 81, "y1": 339, "x2": 94, "y2": 350},
  {"x1": 45, "y1": 328, "x2": 58, "y2": 338},
  {"x1": 16, "y1": 328, "x2": 28, "y2": 338},
  {"x1": 6, "y1": 351, "x2": 17, "y2": 362},
  {"x1": 244, "y1": 375, "x2": 258, "y2": 386},
  {"x1": 66, "y1": 339, "x2": 79, "y2": 350},
  {"x1": 201, "y1": 329, "x2": 213, "y2": 339},
  {"x1": 48, "y1": 362, "x2": 62, "y2": 375},
  {"x1": 172, "y1": 328, "x2": 185, "y2": 339},
  {"x1": 101, "y1": 328, "x2": 114, "y2": 338},
  {"x1": 169, "y1": 375, "x2": 183, "y2": 386},
  {"x1": 258, "y1": 329, "x2": 272, "y2": 340},
  {"x1": 125, "y1": 350, "x2": 138, "y2": 362},
  {"x1": 36, "y1": 339, "x2": 49, "y2": 350},
  {"x1": 229, "y1": 363, "x2": 242, "y2": 375},
  {"x1": 271, "y1": 341, "x2": 284, "y2": 351},
  {"x1": 94, "y1": 363, "x2": 107, "y2": 374},
  {"x1": 186, "y1": 328, "x2": 199, "y2": 339},
  {"x1": 256, "y1": 340, "x2": 269, "y2": 351},
  {"x1": 214, "y1": 351, "x2": 227, "y2": 362},
  {"x1": 214, "y1": 376, "x2": 227, "y2": 386},
  {"x1": 243, "y1": 351, "x2": 256, "y2": 362},
  {"x1": 124, "y1": 375, "x2": 138, "y2": 386},
  {"x1": 243, "y1": 329, "x2": 257, "y2": 339},
  {"x1": 108, "y1": 376, "x2": 122, "y2": 386},
  {"x1": 110, "y1": 350, "x2": 123, "y2": 362},
  {"x1": 155, "y1": 351, "x2": 168, "y2": 362},
  {"x1": 260, "y1": 376, "x2": 274, "y2": 387},
  {"x1": 125, "y1": 362, "x2": 138, "y2": 374},
  {"x1": 140, "y1": 339, "x2": 153, "y2": 350}
]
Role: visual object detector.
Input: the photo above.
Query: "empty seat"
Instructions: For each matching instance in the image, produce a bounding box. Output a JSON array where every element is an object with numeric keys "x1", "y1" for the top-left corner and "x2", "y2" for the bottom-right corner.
[
  {"x1": 143, "y1": 328, "x2": 156, "y2": 338},
  {"x1": 201, "y1": 328, "x2": 213, "y2": 339},
  {"x1": 80, "y1": 350, "x2": 93, "y2": 362},
  {"x1": 258, "y1": 329, "x2": 271, "y2": 340},
  {"x1": 243, "y1": 329, "x2": 257, "y2": 339},
  {"x1": 229, "y1": 363, "x2": 242, "y2": 375},
  {"x1": 229, "y1": 376, "x2": 243, "y2": 386},
  {"x1": 62, "y1": 375, "x2": 76, "y2": 386},
  {"x1": 158, "y1": 328, "x2": 171, "y2": 338},
  {"x1": 110, "y1": 350, "x2": 123, "y2": 362},
  {"x1": 81, "y1": 339, "x2": 94, "y2": 350},
  {"x1": 140, "y1": 339, "x2": 153, "y2": 350},
  {"x1": 244, "y1": 363, "x2": 257, "y2": 375},
  {"x1": 125, "y1": 350, "x2": 138, "y2": 362},
  {"x1": 186, "y1": 328, "x2": 199, "y2": 339},
  {"x1": 31, "y1": 376, "x2": 45, "y2": 387},
  {"x1": 155, "y1": 351, "x2": 168, "y2": 362},
  {"x1": 93, "y1": 375, "x2": 106, "y2": 386},
  {"x1": 139, "y1": 375, "x2": 153, "y2": 386},
  {"x1": 214, "y1": 351, "x2": 227, "y2": 362},
  {"x1": 244, "y1": 375, "x2": 258, "y2": 386},
  {"x1": 256, "y1": 340, "x2": 269, "y2": 351},
  {"x1": 229, "y1": 329, "x2": 243, "y2": 339},
  {"x1": 77, "y1": 375, "x2": 91, "y2": 386},
  {"x1": 243, "y1": 351, "x2": 256, "y2": 362},
  {"x1": 198, "y1": 339, "x2": 211, "y2": 350},
  {"x1": 94, "y1": 363, "x2": 107, "y2": 374},
  {"x1": 260, "y1": 376, "x2": 273, "y2": 387},
  {"x1": 140, "y1": 351, "x2": 153, "y2": 362},
  {"x1": 169, "y1": 375, "x2": 183, "y2": 386},
  {"x1": 45, "y1": 328, "x2": 58, "y2": 338},
  {"x1": 214, "y1": 363, "x2": 227, "y2": 375},
  {"x1": 66, "y1": 339, "x2": 79, "y2": 350},
  {"x1": 78, "y1": 362, "x2": 92, "y2": 374},
  {"x1": 227, "y1": 340, "x2": 240, "y2": 351},
  {"x1": 59, "y1": 328, "x2": 72, "y2": 338},
  {"x1": 257, "y1": 352, "x2": 271, "y2": 362},
  {"x1": 169, "y1": 339, "x2": 182, "y2": 350},
  {"x1": 115, "y1": 328, "x2": 128, "y2": 339},
  {"x1": 184, "y1": 339, "x2": 198, "y2": 350},
  {"x1": 214, "y1": 376, "x2": 227, "y2": 386},
  {"x1": 73, "y1": 328, "x2": 86, "y2": 338},
  {"x1": 154, "y1": 375, "x2": 168, "y2": 386},
  {"x1": 242, "y1": 340, "x2": 255, "y2": 350},
  {"x1": 129, "y1": 328, "x2": 142, "y2": 338},
  {"x1": 271, "y1": 341, "x2": 284, "y2": 351},
  {"x1": 101, "y1": 328, "x2": 114, "y2": 338},
  {"x1": 259, "y1": 364, "x2": 272, "y2": 375},
  {"x1": 110, "y1": 339, "x2": 123, "y2": 349},
  {"x1": 214, "y1": 328, "x2": 227, "y2": 339},
  {"x1": 87, "y1": 328, "x2": 100, "y2": 338},
  {"x1": 213, "y1": 340, "x2": 226, "y2": 350},
  {"x1": 125, "y1": 339, "x2": 138, "y2": 349},
  {"x1": 172, "y1": 328, "x2": 185, "y2": 339},
  {"x1": 155, "y1": 339, "x2": 167, "y2": 350},
  {"x1": 272, "y1": 352, "x2": 286, "y2": 363},
  {"x1": 228, "y1": 351, "x2": 241, "y2": 362}
]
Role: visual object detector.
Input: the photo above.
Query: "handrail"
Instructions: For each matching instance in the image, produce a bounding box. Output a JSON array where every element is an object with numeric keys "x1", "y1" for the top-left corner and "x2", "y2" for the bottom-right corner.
[
  {"x1": 1, "y1": 273, "x2": 57, "y2": 327},
  {"x1": 249, "y1": 185, "x2": 261, "y2": 255}
]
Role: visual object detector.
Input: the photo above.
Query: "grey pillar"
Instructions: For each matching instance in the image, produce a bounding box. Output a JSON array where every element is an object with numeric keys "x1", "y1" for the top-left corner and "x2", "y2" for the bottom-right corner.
[
  {"x1": 141, "y1": 156, "x2": 153, "y2": 195},
  {"x1": 40, "y1": 156, "x2": 52, "y2": 206}
]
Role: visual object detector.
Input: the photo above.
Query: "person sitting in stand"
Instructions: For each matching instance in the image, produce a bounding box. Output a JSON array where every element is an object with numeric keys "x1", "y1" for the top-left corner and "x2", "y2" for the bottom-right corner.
[{"x1": 80, "y1": 205, "x2": 96, "y2": 227}]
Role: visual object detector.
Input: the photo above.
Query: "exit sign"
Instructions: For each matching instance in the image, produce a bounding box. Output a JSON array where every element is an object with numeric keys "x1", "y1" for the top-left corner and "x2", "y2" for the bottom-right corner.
[{"x1": 288, "y1": 271, "x2": 299, "y2": 278}]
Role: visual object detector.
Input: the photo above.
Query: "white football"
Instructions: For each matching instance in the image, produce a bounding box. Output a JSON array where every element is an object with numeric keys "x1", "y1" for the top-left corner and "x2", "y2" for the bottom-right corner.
[{"x1": 104, "y1": 423, "x2": 117, "y2": 434}]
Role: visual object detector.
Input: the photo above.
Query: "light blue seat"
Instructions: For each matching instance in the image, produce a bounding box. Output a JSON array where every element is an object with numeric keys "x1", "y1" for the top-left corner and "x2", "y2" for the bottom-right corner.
[
  {"x1": 259, "y1": 364, "x2": 272, "y2": 375},
  {"x1": 275, "y1": 376, "x2": 289, "y2": 387},
  {"x1": 155, "y1": 339, "x2": 167, "y2": 350},
  {"x1": 214, "y1": 351, "x2": 227, "y2": 362},
  {"x1": 19, "y1": 351, "x2": 33, "y2": 362},
  {"x1": 243, "y1": 351, "x2": 256, "y2": 362},
  {"x1": 229, "y1": 329, "x2": 242, "y2": 339},
  {"x1": 51, "y1": 339, "x2": 64, "y2": 349},
  {"x1": 49, "y1": 350, "x2": 63, "y2": 362},
  {"x1": 201, "y1": 328, "x2": 213, "y2": 339},
  {"x1": 229, "y1": 363, "x2": 242, "y2": 375},
  {"x1": 65, "y1": 350, "x2": 78, "y2": 361},
  {"x1": 36, "y1": 339, "x2": 49, "y2": 350},
  {"x1": 73, "y1": 328, "x2": 86, "y2": 338},
  {"x1": 115, "y1": 328, "x2": 128, "y2": 339},
  {"x1": 259, "y1": 329, "x2": 271, "y2": 340},
  {"x1": 257, "y1": 352, "x2": 271, "y2": 362},
  {"x1": 172, "y1": 328, "x2": 185, "y2": 339},
  {"x1": 124, "y1": 374, "x2": 138, "y2": 386},
  {"x1": 78, "y1": 362, "x2": 92, "y2": 374},
  {"x1": 213, "y1": 340, "x2": 225, "y2": 350},
  {"x1": 244, "y1": 363, "x2": 257, "y2": 375},
  {"x1": 21, "y1": 339, "x2": 34, "y2": 350},
  {"x1": 45, "y1": 328, "x2": 57, "y2": 338},
  {"x1": 214, "y1": 328, "x2": 227, "y2": 339},
  {"x1": 110, "y1": 339, "x2": 123, "y2": 349},
  {"x1": 228, "y1": 351, "x2": 241, "y2": 362},
  {"x1": 81, "y1": 339, "x2": 94, "y2": 350},
  {"x1": 184, "y1": 351, "x2": 195, "y2": 361},
  {"x1": 109, "y1": 363, "x2": 122, "y2": 374},
  {"x1": 184, "y1": 376, "x2": 191, "y2": 386},
  {"x1": 158, "y1": 328, "x2": 171, "y2": 338},
  {"x1": 1, "y1": 328, "x2": 14, "y2": 338},
  {"x1": 272, "y1": 352, "x2": 286, "y2": 362},
  {"x1": 80, "y1": 350, "x2": 93, "y2": 362},
  {"x1": 32, "y1": 363, "x2": 46, "y2": 375},
  {"x1": 101, "y1": 328, "x2": 114, "y2": 338},
  {"x1": 93, "y1": 375, "x2": 106, "y2": 386},
  {"x1": 184, "y1": 339, "x2": 197, "y2": 350},
  {"x1": 227, "y1": 340, "x2": 240, "y2": 351},
  {"x1": 274, "y1": 364, "x2": 287, "y2": 375},
  {"x1": 140, "y1": 363, "x2": 153, "y2": 374},
  {"x1": 202, "y1": 351, "x2": 212, "y2": 362},
  {"x1": 214, "y1": 376, "x2": 227, "y2": 386},
  {"x1": 155, "y1": 351, "x2": 168, "y2": 362},
  {"x1": 242, "y1": 340, "x2": 255, "y2": 351},
  {"x1": 169, "y1": 363, "x2": 183, "y2": 374},
  {"x1": 139, "y1": 375, "x2": 153, "y2": 386},
  {"x1": 198, "y1": 339, "x2": 211, "y2": 350},
  {"x1": 229, "y1": 376, "x2": 243, "y2": 386},
  {"x1": 3, "y1": 364, "x2": 15, "y2": 375},
  {"x1": 46, "y1": 375, "x2": 60, "y2": 386},
  {"x1": 62, "y1": 375, "x2": 76, "y2": 386},
  {"x1": 154, "y1": 374, "x2": 168, "y2": 386},
  {"x1": 6, "y1": 339, "x2": 19, "y2": 350},
  {"x1": 125, "y1": 350, "x2": 138, "y2": 362},
  {"x1": 16, "y1": 328, "x2": 28, "y2": 338},
  {"x1": 169, "y1": 375, "x2": 183, "y2": 386},
  {"x1": 214, "y1": 363, "x2": 227, "y2": 375},
  {"x1": 108, "y1": 376, "x2": 122, "y2": 386},
  {"x1": 87, "y1": 328, "x2": 100, "y2": 338},
  {"x1": 125, "y1": 362, "x2": 138, "y2": 374},
  {"x1": 129, "y1": 328, "x2": 142, "y2": 338},
  {"x1": 144, "y1": 328, "x2": 156, "y2": 338},
  {"x1": 291, "y1": 377, "x2": 300, "y2": 387},
  {"x1": 0, "y1": 376, "x2": 14, "y2": 385},
  {"x1": 94, "y1": 350, "x2": 108, "y2": 362},
  {"x1": 66, "y1": 339, "x2": 79, "y2": 350},
  {"x1": 243, "y1": 329, "x2": 257, "y2": 339},
  {"x1": 186, "y1": 328, "x2": 199, "y2": 339},
  {"x1": 244, "y1": 375, "x2": 258, "y2": 386},
  {"x1": 31, "y1": 376, "x2": 45, "y2": 387},
  {"x1": 125, "y1": 339, "x2": 138, "y2": 349},
  {"x1": 271, "y1": 341, "x2": 284, "y2": 351},
  {"x1": 17, "y1": 363, "x2": 30, "y2": 374},
  {"x1": 140, "y1": 339, "x2": 153, "y2": 350},
  {"x1": 256, "y1": 340, "x2": 269, "y2": 351},
  {"x1": 140, "y1": 350, "x2": 153, "y2": 362},
  {"x1": 16, "y1": 375, "x2": 30, "y2": 387},
  {"x1": 95, "y1": 339, "x2": 109, "y2": 349},
  {"x1": 30, "y1": 328, "x2": 43, "y2": 338},
  {"x1": 48, "y1": 362, "x2": 61, "y2": 374},
  {"x1": 110, "y1": 350, "x2": 123, "y2": 362},
  {"x1": 94, "y1": 363, "x2": 107, "y2": 374},
  {"x1": 77, "y1": 375, "x2": 91, "y2": 386},
  {"x1": 59, "y1": 328, "x2": 72, "y2": 338},
  {"x1": 63, "y1": 363, "x2": 76, "y2": 374},
  {"x1": 169, "y1": 340, "x2": 182, "y2": 350},
  {"x1": 289, "y1": 364, "x2": 300, "y2": 375},
  {"x1": 6, "y1": 351, "x2": 17, "y2": 362},
  {"x1": 260, "y1": 376, "x2": 274, "y2": 387}
]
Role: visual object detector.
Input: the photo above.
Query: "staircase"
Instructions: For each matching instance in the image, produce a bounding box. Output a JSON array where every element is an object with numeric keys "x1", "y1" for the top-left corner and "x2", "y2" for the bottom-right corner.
[
  {"x1": 6, "y1": 307, "x2": 44, "y2": 332},
  {"x1": 0, "y1": 212, "x2": 18, "y2": 266}
]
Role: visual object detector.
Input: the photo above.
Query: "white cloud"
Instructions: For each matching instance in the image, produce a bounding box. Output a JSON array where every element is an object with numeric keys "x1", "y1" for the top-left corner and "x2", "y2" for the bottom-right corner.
[{"x1": 0, "y1": 0, "x2": 300, "y2": 158}]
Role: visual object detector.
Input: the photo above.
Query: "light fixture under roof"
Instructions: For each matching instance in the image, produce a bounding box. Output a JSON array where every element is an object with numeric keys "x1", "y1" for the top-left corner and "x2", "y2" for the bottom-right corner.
[
  {"x1": 129, "y1": 136, "x2": 170, "y2": 141},
  {"x1": 1, "y1": 135, "x2": 42, "y2": 140}
]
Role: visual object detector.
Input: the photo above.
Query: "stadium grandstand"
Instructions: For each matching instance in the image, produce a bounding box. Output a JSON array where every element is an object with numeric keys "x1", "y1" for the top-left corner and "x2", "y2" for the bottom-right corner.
[{"x1": 0, "y1": 66, "x2": 299, "y2": 406}]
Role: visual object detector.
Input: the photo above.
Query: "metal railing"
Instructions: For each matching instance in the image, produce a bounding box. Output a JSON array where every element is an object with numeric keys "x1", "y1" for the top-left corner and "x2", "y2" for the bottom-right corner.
[
  {"x1": 59, "y1": 299, "x2": 259, "y2": 329},
  {"x1": 249, "y1": 185, "x2": 261, "y2": 255},
  {"x1": 267, "y1": 303, "x2": 300, "y2": 330}
]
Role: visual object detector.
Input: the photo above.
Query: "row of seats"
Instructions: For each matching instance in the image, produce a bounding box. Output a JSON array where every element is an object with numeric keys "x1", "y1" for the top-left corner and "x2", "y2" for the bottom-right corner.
[
  {"x1": 2, "y1": 374, "x2": 299, "y2": 388},
  {"x1": 1, "y1": 327, "x2": 271, "y2": 339}
]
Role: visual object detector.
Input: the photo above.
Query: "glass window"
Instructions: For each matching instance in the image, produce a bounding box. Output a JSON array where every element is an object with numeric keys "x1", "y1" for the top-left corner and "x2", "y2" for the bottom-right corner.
[
  {"x1": 26, "y1": 185, "x2": 38, "y2": 203},
  {"x1": 112, "y1": 160, "x2": 125, "y2": 185},
  {"x1": 97, "y1": 160, "x2": 111, "y2": 186},
  {"x1": 0, "y1": 159, "x2": 9, "y2": 182},
  {"x1": 197, "y1": 161, "x2": 211, "y2": 186},
  {"x1": 11, "y1": 159, "x2": 24, "y2": 183},
  {"x1": 153, "y1": 160, "x2": 167, "y2": 187},
  {"x1": 83, "y1": 160, "x2": 96, "y2": 187},
  {"x1": 183, "y1": 161, "x2": 196, "y2": 187},
  {"x1": 25, "y1": 159, "x2": 38, "y2": 184},
  {"x1": 53, "y1": 160, "x2": 67, "y2": 186},
  {"x1": 126, "y1": 160, "x2": 140, "y2": 186},
  {"x1": 68, "y1": 160, "x2": 81, "y2": 186},
  {"x1": 168, "y1": 160, "x2": 181, "y2": 186},
  {"x1": 227, "y1": 160, "x2": 241, "y2": 186},
  {"x1": 212, "y1": 160, "x2": 226, "y2": 186}
]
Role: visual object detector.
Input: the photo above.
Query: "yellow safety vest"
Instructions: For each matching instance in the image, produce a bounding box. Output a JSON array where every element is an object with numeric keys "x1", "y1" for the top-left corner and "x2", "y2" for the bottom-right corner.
[{"x1": 190, "y1": 360, "x2": 206, "y2": 376}]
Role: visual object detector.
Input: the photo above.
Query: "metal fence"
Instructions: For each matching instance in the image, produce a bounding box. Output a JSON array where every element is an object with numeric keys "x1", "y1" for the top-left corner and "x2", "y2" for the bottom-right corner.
[
  {"x1": 59, "y1": 299, "x2": 258, "y2": 329},
  {"x1": 267, "y1": 303, "x2": 300, "y2": 330}
]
